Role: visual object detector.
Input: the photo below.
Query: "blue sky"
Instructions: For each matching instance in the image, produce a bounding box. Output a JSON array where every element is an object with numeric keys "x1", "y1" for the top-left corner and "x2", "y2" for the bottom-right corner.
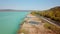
[{"x1": 0, "y1": 0, "x2": 60, "y2": 10}]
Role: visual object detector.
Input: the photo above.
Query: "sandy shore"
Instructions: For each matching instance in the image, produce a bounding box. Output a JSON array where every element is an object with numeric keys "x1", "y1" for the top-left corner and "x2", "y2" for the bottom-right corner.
[{"x1": 18, "y1": 14, "x2": 56, "y2": 34}]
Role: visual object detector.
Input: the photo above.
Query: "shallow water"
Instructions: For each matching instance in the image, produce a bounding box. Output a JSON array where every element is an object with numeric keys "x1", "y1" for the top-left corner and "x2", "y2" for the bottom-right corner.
[{"x1": 0, "y1": 11, "x2": 29, "y2": 34}]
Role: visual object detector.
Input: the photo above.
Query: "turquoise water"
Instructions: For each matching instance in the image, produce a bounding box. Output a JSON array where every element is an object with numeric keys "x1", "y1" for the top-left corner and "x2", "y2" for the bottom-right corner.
[{"x1": 0, "y1": 11, "x2": 29, "y2": 34}]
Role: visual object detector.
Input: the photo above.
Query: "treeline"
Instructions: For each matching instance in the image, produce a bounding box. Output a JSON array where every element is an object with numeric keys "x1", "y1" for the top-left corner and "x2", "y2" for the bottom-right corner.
[{"x1": 31, "y1": 6, "x2": 60, "y2": 22}]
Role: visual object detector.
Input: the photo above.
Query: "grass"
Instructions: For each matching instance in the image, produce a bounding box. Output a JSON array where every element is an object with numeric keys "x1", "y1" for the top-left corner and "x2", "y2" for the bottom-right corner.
[{"x1": 44, "y1": 22, "x2": 60, "y2": 34}]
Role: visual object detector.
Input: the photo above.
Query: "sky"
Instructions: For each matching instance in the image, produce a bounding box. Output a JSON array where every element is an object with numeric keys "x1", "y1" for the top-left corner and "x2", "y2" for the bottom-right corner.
[{"x1": 0, "y1": 0, "x2": 60, "y2": 10}]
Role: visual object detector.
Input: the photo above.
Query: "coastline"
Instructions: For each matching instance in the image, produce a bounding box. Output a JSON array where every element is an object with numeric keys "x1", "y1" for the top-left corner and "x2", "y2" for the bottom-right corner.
[{"x1": 18, "y1": 13, "x2": 56, "y2": 34}]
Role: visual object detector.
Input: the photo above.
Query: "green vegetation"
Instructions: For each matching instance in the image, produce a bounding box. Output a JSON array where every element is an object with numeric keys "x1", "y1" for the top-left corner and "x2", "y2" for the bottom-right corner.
[
  {"x1": 31, "y1": 6, "x2": 60, "y2": 22},
  {"x1": 44, "y1": 22, "x2": 60, "y2": 34},
  {"x1": 31, "y1": 6, "x2": 60, "y2": 34}
]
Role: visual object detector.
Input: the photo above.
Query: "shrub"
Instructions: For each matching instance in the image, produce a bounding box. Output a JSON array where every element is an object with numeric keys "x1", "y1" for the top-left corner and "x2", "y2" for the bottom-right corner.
[{"x1": 44, "y1": 22, "x2": 60, "y2": 34}]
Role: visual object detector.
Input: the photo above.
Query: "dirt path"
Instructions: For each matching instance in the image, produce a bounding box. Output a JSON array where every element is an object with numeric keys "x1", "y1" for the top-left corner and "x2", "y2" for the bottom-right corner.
[{"x1": 18, "y1": 14, "x2": 56, "y2": 34}]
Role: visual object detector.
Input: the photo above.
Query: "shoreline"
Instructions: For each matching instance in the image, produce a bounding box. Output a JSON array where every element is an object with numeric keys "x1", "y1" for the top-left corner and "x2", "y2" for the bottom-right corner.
[{"x1": 18, "y1": 13, "x2": 56, "y2": 34}]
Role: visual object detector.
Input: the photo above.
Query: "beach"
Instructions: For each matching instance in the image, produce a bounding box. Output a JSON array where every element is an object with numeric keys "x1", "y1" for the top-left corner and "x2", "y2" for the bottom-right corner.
[{"x1": 18, "y1": 14, "x2": 56, "y2": 34}]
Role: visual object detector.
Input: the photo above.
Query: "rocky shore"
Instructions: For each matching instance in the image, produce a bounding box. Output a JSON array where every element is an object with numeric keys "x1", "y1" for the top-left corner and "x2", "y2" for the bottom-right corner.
[{"x1": 18, "y1": 14, "x2": 56, "y2": 34}]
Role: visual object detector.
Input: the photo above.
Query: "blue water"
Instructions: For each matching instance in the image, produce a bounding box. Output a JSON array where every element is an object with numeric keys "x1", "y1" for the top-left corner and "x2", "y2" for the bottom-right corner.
[{"x1": 0, "y1": 11, "x2": 30, "y2": 34}]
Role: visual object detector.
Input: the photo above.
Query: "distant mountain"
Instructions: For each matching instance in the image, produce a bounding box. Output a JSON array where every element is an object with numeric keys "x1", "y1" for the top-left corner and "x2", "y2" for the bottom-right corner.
[
  {"x1": 50, "y1": 6, "x2": 60, "y2": 11},
  {"x1": 31, "y1": 6, "x2": 60, "y2": 22},
  {"x1": 0, "y1": 9, "x2": 16, "y2": 11},
  {"x1": 0, "y1": 9, "x2": 31, "y2": 12}
]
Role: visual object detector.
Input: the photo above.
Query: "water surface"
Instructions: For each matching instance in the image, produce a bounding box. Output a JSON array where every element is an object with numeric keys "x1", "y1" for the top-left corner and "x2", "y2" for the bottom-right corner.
[{"x1": 0, "y1": 11, "x2": 29, "y2": 34}]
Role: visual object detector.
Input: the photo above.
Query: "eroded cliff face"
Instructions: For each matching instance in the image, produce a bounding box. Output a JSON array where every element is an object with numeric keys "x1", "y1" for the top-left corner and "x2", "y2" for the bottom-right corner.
[{"x1": 18, "y1": 14, "x2": 56, "y2": 34}]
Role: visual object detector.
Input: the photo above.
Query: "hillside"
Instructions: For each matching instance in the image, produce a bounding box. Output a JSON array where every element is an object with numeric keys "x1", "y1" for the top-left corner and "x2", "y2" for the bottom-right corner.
[{"x1": 31, "y1": 6, "x2": 60, "y2": 22}]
